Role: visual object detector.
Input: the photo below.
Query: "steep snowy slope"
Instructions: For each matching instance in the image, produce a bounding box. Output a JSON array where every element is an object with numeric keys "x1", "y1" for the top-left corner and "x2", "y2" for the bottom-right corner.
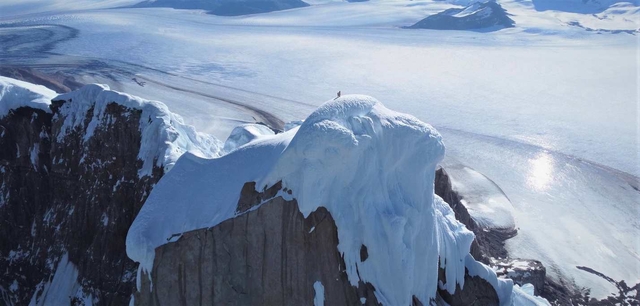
[{"x1": 127, "y1": 95, "x2": 547, "y2": 305}]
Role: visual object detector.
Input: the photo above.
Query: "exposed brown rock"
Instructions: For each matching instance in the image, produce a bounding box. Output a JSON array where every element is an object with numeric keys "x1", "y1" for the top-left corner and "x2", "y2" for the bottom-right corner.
[
  {"x1": 438, "y1": 267, "x2": 499, "y2": 306},
  {"x1": 235, "y1": 180, "x2": 282, "y2": 214},
  {"x1": 360, "y1": 245, "x2": 368, "y2": 262},
  {"x1": 135, "y1": 191, "x2": 380, "y2": 306}
]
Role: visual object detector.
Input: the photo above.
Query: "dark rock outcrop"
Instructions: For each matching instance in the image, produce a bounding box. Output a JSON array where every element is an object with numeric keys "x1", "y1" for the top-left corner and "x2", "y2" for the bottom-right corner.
[
  {"x1": 0, "y1": 107, "x2": 53, "y2": 305},
  {"x1": 406, "y1": 1, "x2": 515, "y2": 31},
  {"x1": 235, "y1": 180, "x2": 283, "y2": 214},
  {"x1": 435, "y1": 167, "x2": 494, "y2": 261},
  {"x1": 492, "y1": 258, "x2": 546, "y2": 295},
  {"x1": 438, "y1": 267, "x2": 499, "y2": 306},
  {"x1": 135, "y1": 183, "x2": 380, "y2": 306},
  {"x1": 0, "y1": 99, "x2": 165, "y2": 305},
  {"x1": 435, "y1": 167, "x2": 546, "y2": 297}
]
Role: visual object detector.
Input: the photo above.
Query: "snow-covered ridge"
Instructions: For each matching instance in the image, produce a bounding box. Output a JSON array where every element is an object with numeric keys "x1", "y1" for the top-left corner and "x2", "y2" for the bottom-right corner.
[
  {"x1": 0, "y1": 76, "x2": 56, "y2": 118},
  {"x1": 53, "y1": 84, "x2": 222, "y2": 176},
  {"x1": 127, "y1": 95, "x2": 546, "y2": 305},
  {"x1": 406, "y1": 0, "x2": 515, "y2": 30}
]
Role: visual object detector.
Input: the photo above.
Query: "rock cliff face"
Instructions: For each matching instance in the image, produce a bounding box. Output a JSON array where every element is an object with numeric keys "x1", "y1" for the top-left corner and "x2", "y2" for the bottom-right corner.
[
  {"x1": 136, "y1": 182, "x2": 380, "y2": 306},
  {"x1": 0, "y1": 101, "x2": 162, "y2": 305},
  {"x1": 133, "y1": 0, "x2": 310, "y2": 16},
  {"x1": 0, "y1": 81, "x2": 220, "y2": 305}
]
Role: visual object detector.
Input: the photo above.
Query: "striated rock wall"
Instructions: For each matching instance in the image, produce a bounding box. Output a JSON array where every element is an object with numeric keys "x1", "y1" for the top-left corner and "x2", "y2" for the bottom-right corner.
[
  {"x1": 136, "y1": 182, "x2": 380, "y2": 306},
  {"x1": 1, "y1": 100, "x2": 165, "y2": 305},
  {"x1": 0, "y1": 107, "x2": 53, "y2": 305}
]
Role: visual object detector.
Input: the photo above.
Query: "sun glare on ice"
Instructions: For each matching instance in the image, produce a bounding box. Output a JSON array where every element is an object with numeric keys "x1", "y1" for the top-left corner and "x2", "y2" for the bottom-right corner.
[{"x1": 527, "y1": 152, "x2": 554, "y2": 191}]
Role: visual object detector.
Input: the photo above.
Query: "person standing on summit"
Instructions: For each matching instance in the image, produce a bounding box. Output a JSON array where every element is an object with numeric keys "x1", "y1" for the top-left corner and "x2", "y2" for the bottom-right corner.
[{"x1": 335, "y1": 91, "x2": 341, "y2": 99}]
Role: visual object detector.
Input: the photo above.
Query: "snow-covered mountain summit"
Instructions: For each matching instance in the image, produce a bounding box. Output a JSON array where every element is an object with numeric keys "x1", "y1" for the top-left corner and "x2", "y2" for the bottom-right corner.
[{"x1": 126, "y1": 95, "x2": 548, "y2": 305}]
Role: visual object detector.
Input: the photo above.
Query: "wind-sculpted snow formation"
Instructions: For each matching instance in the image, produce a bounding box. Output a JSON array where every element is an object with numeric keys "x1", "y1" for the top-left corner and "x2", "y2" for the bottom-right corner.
[
  {"x1": 222, "y1": 123, "x2": 275, "y2": 153},
  {"x1": 127, "y1": 95, "x2": 548, "y2": 305}
]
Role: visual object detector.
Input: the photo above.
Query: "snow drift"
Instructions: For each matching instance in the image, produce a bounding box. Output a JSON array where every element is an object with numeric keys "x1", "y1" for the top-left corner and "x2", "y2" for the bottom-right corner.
[
  {"x1": 126, "y1": 95, "x2": 547, "y2": 305},
  {"x1": 0, "y1": 76, "x2": 56, "y2": 118}
]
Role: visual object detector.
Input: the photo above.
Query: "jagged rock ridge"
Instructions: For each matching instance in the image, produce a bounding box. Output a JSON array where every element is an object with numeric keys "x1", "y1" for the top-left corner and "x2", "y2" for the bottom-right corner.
[
  {"x1": 135, "y1": 182, "x2": 380, "y2": 305},
  {"x1": 406, "y1": 1, "x2": 515, "y2": 31},
  {"x1": 0, "y1": 78, "x2": 220, "y2": 305}
]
